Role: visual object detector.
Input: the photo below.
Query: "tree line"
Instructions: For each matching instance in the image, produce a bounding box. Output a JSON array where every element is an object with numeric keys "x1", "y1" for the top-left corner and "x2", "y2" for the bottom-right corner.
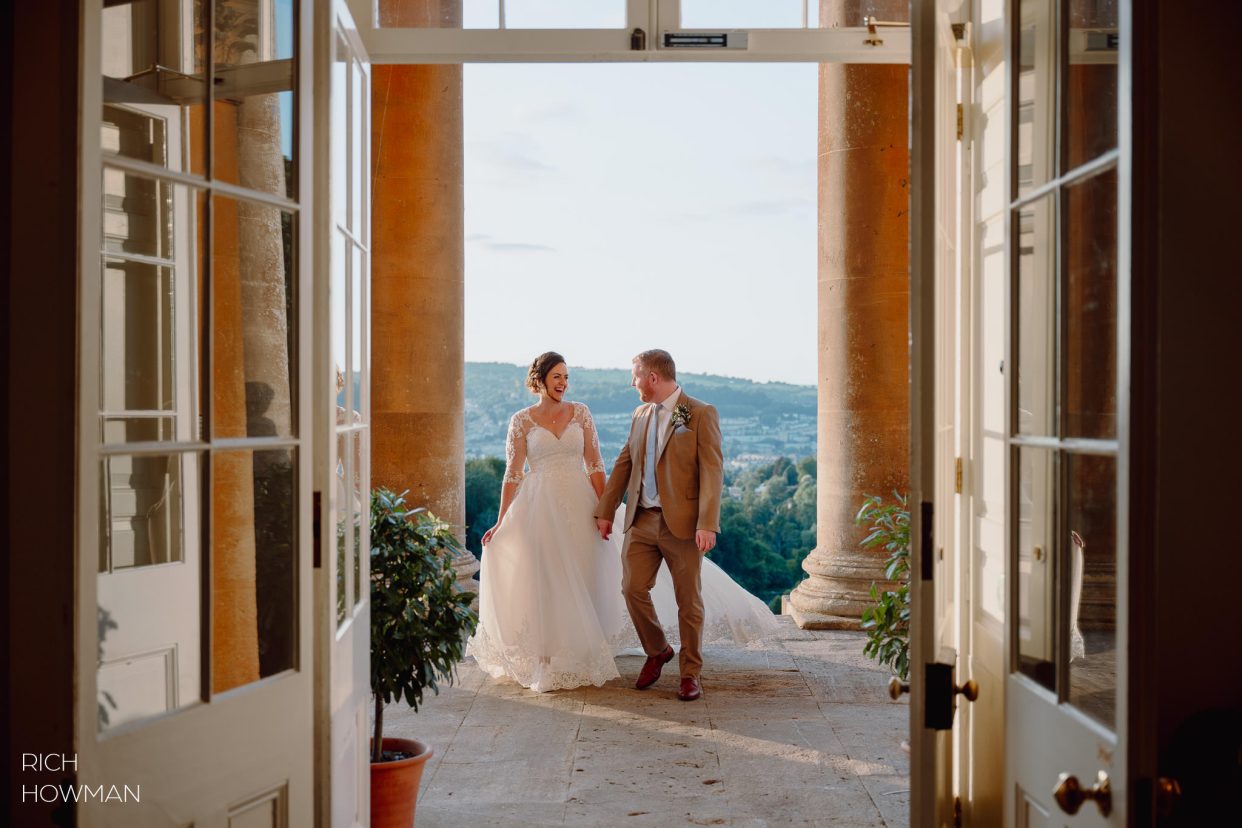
[{"x1": 465, "y1": 455, "x2": 817, "y2": 612}]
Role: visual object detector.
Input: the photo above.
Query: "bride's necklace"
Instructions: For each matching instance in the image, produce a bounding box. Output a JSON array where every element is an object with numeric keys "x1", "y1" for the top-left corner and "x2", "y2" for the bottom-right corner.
[{"x1": 534, "y1": 401, "x2": 569, "y2": 430}]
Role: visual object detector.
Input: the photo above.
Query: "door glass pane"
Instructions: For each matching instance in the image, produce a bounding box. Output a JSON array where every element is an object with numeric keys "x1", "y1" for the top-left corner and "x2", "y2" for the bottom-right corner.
[
  {"x1": 350, "y1": 244, "x2": 364, "y2": 416},
  {"x1": 1016, "y1": 0, "x2": 1054, "y2": 197},
  {"x1": 212, "y1": 0, "x2": 296, "y2": 199},
  {"x1": 333, "y1": 235, "x2": 349, "y2": 415},
  {"x1": 681, "y1": 0, "x2": 814, "y2": 29},
  {"x1": 336, "y1": 434, "x2": 351, "y2": 626},
  {"x1": 332, "y1": 34, "x2": 350, "y2": 227},
  {"x1": 101, "y1": 0, "x2": 207, "y2": 176},
  {"x1": 98, "y1": 451, "x2": 203, "y2": 732},
  {"x1": 100, "y1": 181, "x2": 206, "y2": 443},
  {"x1": 1064, "y1": 0, "x2": 1118, "y2": 171},
  {"x1": 103, "y1": 170, "x2": 173, "y2": 259},
  {"x1": 210, "y1": 194, "x2": 296, "y2": 439},
  {"x1": 1015, "y1": 196, "x2": 1055, "y2": 436},
  {"x1": 1016, "y1": 446, "x2": 1055, "y2": 690},
  {"x1": 211, "y1": 448, "x2": 296, "y2": 693},
  {"x1": 101, "y1": 259, "x2": 175, "y2": 437},
  {"x1": 100, "y1": 453, "x2": 190, "y2": 571},
  {"x1": 351, "y1": 431, "x2": 365, "y2": 609},
  {"x1": 1065, "y1": 452, "x2": 1116, "y2": 728},
  {"x1": 350, "y1": 54, "x2": 365, "y2": 235},
  {"x1": 1063, "y1": 169, "x2": 1117, "y2": 439}
]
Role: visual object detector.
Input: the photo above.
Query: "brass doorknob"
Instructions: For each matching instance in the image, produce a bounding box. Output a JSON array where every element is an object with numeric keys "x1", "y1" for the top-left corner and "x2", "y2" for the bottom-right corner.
[
  {"x1": 1155, "y1": 777, "x2": 1182, "y2": 818},
  {"x1": 1053, "y1": 770, "x2": 1112, "y2": 817},
  {"x1": 956, "y1": 679, "x2": 979, "y2": 702},
  {"x1": 888, "y1": 677, "x2": 910, "y2": 700}
]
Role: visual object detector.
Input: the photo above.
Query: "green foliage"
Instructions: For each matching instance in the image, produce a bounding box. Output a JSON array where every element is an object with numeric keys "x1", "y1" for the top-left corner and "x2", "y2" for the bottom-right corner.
[
  {"x1": 370, "y1": 488, "x2": 477, "y2": 761},
  {"x1": 707, "y1": 456, "x2": 818, "y2": 605},
  {"x1": 856, "y1": 492, "x2": 911, "y2": 680},
  {"x1": 464, "y1": 457, "x2": 505, "y2": 554}
]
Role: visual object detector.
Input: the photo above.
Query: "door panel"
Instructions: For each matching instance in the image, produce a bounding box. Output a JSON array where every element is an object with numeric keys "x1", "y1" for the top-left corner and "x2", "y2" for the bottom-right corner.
[
  {"x1": 314, "y1": 1, "x2": 372, "y2": 825},
  {"x1": 80, "y1": 0, "x2": 315, "y2": 824},
  {"x1": 1003, "y1": 0, "x2": 1124, "y2": 823}
]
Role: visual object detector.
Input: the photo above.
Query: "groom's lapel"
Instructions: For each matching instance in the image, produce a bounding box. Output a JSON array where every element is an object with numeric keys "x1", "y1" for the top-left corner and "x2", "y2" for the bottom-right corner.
[
  {"x1": 655, "y1": 390, "x2": 685, "y2": 465},
  {"x1": 636, "y1": 404, "x2": 655, "y2": 479}
]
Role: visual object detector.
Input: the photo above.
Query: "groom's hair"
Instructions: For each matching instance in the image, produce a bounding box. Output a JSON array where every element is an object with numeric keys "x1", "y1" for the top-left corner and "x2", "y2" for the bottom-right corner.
[{"x1": 633, "y1": 349, "x2": 676, "y2": 381}]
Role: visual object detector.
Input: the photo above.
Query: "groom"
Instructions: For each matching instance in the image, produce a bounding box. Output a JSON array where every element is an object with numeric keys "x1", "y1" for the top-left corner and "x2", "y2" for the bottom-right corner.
[{"x1": 595, "y1": 349, "x2": 723, "y2": 701}]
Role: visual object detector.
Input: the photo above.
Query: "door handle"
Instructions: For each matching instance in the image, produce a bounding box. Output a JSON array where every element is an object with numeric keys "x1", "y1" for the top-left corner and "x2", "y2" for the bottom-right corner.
[
  {"x1": 887, "y1": 676, "x2": 978, "y2": 701},
  {"x1": 1053, "y1": 770, "x2": 1112, "y2": 817},
  {"x1": 1154, "y1": 777, "x2": 1182, "y2": 818}
]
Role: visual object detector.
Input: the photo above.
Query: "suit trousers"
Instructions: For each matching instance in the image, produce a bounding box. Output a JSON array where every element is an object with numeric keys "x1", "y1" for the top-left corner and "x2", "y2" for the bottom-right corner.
[{"x1": 622, "y1": 507, "x2": 705, "y2": 679}]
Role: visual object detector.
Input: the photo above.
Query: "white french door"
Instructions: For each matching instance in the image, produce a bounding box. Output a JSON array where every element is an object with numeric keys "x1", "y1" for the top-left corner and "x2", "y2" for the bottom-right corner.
[
  {"x1": 918, "y1": 0, "x2": 1126, "y2": 825},
  {"x1": 79, "y1": 0, "x2": 315, "y2": 824},
  {"x1": 1002, "y1": 0, "x2": 1125, "y2": 824},
  {"x1": 313, "y1": 0, "x2": 372, "y2": 825}
]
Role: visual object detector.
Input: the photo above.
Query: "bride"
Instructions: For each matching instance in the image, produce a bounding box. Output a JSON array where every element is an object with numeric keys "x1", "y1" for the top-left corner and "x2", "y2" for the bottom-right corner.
[{"x1": 466, "y1": 352, "x2": 779, "y2": 693}]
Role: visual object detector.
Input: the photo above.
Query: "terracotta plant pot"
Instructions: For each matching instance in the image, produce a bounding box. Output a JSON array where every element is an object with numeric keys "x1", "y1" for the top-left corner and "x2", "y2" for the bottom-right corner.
[{"x1": 370, "y1": 737, "x2": 433, "y2": 828}]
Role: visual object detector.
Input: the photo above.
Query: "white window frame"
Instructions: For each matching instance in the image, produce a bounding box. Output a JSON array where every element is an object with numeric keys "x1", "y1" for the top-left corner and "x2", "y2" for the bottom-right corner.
[{"x1": 346, "y1": 0, "x2": 910, "y2": 64}]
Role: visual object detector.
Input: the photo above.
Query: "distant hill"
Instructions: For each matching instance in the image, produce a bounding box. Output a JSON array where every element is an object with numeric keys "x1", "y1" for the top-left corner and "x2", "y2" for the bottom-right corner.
[{"x1": 465, "y1": 362, "x2": 816, "y2": 468}]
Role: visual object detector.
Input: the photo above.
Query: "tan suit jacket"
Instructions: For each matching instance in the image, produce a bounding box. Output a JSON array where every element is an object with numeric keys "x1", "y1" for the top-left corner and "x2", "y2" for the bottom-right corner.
[{"x1": 594, "y1": 390, "x2": 723, "y2": 540}]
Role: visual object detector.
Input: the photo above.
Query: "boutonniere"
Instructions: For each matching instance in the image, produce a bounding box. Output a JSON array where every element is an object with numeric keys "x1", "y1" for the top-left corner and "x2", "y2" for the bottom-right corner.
[{"x1": 670, "y1": 403, "x2": 692, "y2": 430}]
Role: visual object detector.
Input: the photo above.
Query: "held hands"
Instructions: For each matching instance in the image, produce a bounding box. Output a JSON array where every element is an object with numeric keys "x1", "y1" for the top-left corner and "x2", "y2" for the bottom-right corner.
[
  {"x1": 695, "y1": 530, "x2": 717, "y2": 554},
  {"x1": 596, "y1": 518, "x2": 613, "y2": 540}
]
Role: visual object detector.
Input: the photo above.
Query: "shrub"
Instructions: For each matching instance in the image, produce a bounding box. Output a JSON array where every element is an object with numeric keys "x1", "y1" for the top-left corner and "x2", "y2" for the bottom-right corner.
[{"x1": 370, "y1": 488, "x2": 477, "y2": 762}]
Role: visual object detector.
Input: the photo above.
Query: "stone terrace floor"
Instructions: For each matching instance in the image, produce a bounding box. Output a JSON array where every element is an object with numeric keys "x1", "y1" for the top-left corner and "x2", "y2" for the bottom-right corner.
[{"x1": 384, "y1": 619, "x2": 910, "y2": 827}]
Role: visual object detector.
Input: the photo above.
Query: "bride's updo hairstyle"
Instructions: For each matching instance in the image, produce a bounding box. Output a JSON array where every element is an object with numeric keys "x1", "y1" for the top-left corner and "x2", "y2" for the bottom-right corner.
[{"x1": 526, "y1": 351, "x2": 567, "y2": 394}]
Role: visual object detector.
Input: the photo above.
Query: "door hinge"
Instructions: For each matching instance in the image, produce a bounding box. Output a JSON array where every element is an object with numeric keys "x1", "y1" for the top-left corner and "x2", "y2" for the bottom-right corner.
[
  {"x1": 312, "y1": 491, "x2": 322, "y2": 569},
  {"x1": 954, "y1": 457, "x2": 963, "y2": 493},
  {"x1": 956, "y1": 103, "x2": 964, "y2": 141},
  {"x1": 954, "y1": 795, "x2": 963, "y2": 827}
]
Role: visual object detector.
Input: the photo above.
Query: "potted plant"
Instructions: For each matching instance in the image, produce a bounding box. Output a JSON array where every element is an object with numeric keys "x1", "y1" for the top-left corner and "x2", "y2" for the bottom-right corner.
[
  {"x1": 856, "y1": 491, "x2": 911, "y2": 681},
  {"x1": 369, "y1": 488, "x2": 478, "y2": 828}
]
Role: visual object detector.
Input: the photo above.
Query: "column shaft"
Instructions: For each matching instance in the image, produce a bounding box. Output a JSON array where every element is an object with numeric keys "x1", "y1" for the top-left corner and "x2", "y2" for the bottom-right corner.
[
  {"x1": 789, "y1": 0, "x2": 910, "y2": 629},
  {"x1": 372, "y1": 1, "x2": 478, "y2": 585}
]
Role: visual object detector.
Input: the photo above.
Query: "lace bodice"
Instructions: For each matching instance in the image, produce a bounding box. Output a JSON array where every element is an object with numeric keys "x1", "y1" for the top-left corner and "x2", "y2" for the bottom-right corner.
[{"x1": 503, "y1": 402, "x2": 606, "y2": 485}]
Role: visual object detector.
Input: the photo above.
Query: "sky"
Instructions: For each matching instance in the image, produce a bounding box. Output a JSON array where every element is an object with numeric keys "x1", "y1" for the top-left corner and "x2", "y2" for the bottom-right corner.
[{"x1": 463, "y1": 61, "x2": 819, "y2": 386}]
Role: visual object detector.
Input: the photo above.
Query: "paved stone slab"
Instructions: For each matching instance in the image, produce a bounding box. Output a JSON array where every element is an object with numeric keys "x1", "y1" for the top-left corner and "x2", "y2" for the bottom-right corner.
[{"x1": 380, "y1": 619, "x2": 910, "y2": 826}]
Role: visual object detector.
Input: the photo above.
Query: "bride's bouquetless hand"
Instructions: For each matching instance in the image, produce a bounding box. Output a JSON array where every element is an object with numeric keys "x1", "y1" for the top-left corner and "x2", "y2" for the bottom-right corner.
[{"x1": 482, "y1": 525, "x2": 499, "y2": 546}]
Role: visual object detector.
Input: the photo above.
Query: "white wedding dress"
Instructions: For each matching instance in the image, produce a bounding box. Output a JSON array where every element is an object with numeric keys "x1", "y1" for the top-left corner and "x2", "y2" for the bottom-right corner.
[{"x1": 466, "y1": 402, "x2": 780, "y2": 693}]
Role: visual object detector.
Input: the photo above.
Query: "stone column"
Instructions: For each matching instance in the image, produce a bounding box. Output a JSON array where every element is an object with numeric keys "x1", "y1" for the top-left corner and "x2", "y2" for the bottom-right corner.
[
  {"x1": 372, "y1": 0, "x2": 478, "y2": 588},
  {"x1": 788, "y1": 0, "x2": 910, "y2": 629}
]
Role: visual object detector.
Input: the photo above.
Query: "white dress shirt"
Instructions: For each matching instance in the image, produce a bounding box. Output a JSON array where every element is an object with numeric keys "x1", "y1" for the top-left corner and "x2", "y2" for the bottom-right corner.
[{"x1": 638, "y1": 384, "x2": 681, "y2": 509}]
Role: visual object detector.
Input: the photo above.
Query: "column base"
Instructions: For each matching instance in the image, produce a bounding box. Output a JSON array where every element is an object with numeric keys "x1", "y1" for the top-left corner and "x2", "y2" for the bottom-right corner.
[
  {"x1": 787, "y1": 604, "x2": 863, "y2": 631},
  {"x1": 450, "y1": 546, "x2": 480, "y2": 609}
]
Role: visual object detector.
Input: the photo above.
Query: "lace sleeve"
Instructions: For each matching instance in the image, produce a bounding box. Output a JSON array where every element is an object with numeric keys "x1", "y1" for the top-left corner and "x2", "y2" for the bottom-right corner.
[
  {"x1": 503, "y1": 412, "x2": 528, "y2": 485},
  {"x1": 577, "y1": 403, "x2": 606, "y2": 475}
]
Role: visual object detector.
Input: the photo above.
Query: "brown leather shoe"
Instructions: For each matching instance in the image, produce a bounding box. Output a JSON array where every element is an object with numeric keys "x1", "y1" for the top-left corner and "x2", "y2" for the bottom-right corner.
[
  {"x1": 677, "y1": 676, "x2": 702, "y2": 701},
  {"x1": 635, "y1": 645, "x2": 675, "y2": 690}
]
